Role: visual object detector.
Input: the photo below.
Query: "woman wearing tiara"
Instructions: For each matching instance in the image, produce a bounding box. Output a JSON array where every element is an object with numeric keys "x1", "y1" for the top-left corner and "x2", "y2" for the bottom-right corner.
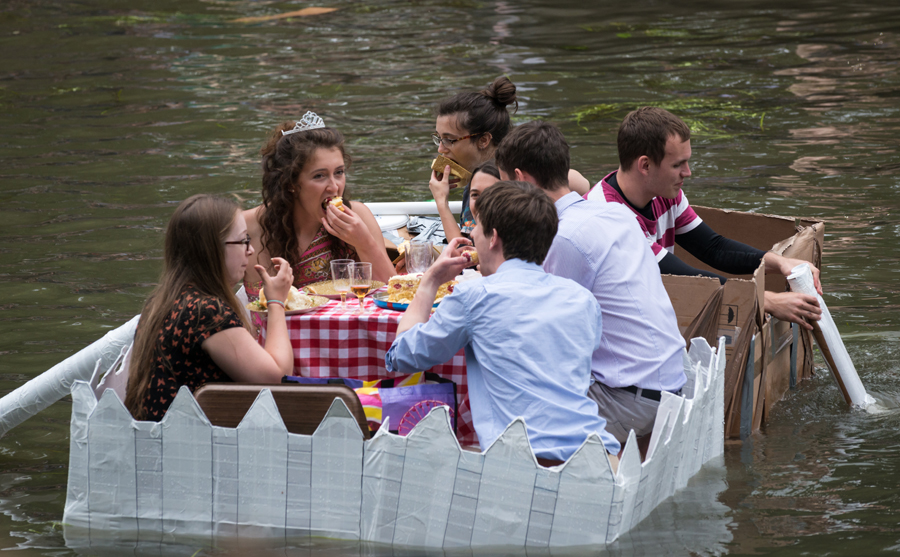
[
  {"x1": 429, "y1": 77, "x2": 591, "y2": 242},
  {"x1": 242, "y1": 112, "x2": 394, "y2": 297}
]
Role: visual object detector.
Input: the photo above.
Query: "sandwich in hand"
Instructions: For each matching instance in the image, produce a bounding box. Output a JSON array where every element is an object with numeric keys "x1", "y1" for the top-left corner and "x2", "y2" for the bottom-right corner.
[
  {"x1": 324, "y1": 196, "x2": 344, "y2": 212},
  {"x1": 248, "y1": 286, "x2": 317, "y2": 312},
  {"x1": 431, "y1": 154, "x2": 472, "y2": 187}
]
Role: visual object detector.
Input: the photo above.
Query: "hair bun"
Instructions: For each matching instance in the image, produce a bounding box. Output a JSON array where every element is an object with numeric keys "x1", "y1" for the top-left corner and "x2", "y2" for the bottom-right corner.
[{"x1": 482, "y1": 76, "x2": 518, "y2": 111}]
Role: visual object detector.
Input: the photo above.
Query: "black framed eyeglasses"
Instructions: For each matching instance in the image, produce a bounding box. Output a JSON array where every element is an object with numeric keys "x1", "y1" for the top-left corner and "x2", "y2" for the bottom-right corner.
[
  {"x1": 432, "y1": 132, "x2": 481, "y2": 149},
  {"x1": 225, "y1": 234, "x2": 252, "y2": 250}
]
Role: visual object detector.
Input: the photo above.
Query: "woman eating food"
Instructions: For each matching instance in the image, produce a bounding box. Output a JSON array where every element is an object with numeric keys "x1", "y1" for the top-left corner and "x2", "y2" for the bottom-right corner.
[
  {"x1": 124, "y1": 194, "x2": 294, "y2": 421},
  {"x1": 430, "y1": 78, "x2": 591, "y2": 242},
  {"x1": 243, "y1": 112, "x2": 394, "y2": 297},
  {"x1": 429, "y1": 76, "x2": 518, "y2": 242}
]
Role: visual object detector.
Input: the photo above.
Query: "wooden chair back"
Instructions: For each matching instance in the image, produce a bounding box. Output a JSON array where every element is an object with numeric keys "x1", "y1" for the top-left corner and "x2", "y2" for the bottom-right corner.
[{"x1": 193, "y1": 383, "x2": 370, "y2": 438}]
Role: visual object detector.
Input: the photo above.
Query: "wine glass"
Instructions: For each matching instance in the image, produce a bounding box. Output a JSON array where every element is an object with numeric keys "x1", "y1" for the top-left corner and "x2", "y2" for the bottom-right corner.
[
  {"x1": 330, "y1": 259, "x2": 353, "y2": 312},
  {"x1": 407, "y1": 241, "x2": 433, "y2": 274},
  {"x1": 349, "y1": 262, "x2": 372, "y2": 314}
]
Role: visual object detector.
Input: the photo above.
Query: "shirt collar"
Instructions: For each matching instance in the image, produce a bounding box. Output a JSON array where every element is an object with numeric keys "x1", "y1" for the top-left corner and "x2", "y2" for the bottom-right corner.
[
  {"x1": 495, "y1": 258, "x2": 544, "y2": 275},
  {"x1": 554, "y1": 191, "x2": 584, "y2": 216}
]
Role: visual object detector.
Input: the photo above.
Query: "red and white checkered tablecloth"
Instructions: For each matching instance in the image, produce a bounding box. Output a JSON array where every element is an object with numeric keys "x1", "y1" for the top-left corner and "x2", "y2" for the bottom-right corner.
[{"x1": 258, "y1": 297, "x2": 476, "y2": 446}]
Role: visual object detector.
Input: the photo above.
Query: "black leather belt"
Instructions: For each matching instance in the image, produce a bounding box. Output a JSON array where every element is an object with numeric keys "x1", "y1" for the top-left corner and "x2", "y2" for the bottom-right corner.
[{"x1": 622, "y1": 385, "x2": 681, "y2": 402}]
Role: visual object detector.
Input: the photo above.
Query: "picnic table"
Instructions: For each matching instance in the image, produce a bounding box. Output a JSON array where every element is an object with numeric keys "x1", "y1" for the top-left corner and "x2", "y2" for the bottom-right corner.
[{"x1": 258, "y1": 296, "x2": 477, "y2": 446}]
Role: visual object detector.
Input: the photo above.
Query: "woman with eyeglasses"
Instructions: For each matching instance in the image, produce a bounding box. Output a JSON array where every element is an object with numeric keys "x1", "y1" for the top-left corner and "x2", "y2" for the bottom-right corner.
[
  {"x1": 429, "y1": 77, "x2": 518, "y2": 242},
  {"x1": 242, "y1": 116, "x2": 394, "y2": 299},
  {"x1": 430, "y1": 78, "x2": 591, "y2": 242},
  {"x1": 124, "y1": 194, "x2": 294, "y2": 421}
]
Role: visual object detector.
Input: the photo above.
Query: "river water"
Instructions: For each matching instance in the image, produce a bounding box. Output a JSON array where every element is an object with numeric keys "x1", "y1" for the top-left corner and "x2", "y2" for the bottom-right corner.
[{"x1": 1, "y1": 0, "x2": 900, "y2": 555}]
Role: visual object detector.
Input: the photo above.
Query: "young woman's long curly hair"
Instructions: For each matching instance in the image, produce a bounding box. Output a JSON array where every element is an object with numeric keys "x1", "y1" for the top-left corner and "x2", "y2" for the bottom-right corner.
[
  {"x1": 259, "y1": 122, "x2": 351, "y2": 267},
  {"x1": 124, "y1": 194, "x2": 248, "y2": 420}
]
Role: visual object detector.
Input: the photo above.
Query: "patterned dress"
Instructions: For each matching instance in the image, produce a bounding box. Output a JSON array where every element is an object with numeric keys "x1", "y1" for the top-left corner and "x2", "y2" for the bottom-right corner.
[
  {"x1": 244, "y1": 225, "x2": 359, "y2": 300},
  {"x1": 140, "y1": 286, "x2": 244, "y2": 421}
]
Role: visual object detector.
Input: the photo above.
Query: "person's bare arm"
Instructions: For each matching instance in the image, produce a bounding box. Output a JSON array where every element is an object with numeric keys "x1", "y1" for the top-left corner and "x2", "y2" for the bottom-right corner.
[
  {"x1": 764, "y1": 252, "x2": 822, "y2": 294},
  {"x1": 204, "y1": 257, "x2": 295, "y2": 381},
  {"x1": 764, "y1": 291, "x2": 821, "y2": 330},
  {"x1": 567, "y1": 168, "x2": 591, "y2": 196},
  {"x1": 430, "y1": 167, "x2": 464, "y2": 242}
]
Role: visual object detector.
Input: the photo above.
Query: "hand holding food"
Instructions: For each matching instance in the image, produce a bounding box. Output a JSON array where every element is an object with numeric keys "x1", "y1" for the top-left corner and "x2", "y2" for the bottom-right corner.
[
  {"x1": 429, "y1": 165, "x2": 454, "y2": 204},
  {"x1": 254, "y1": 256, "x2": 293, "y2": 309},
  {"x1": 322, "y1": 202, "x2": 370, "y2": 247},
  {"x1": 431, "y1": 155, "x2": 472, "y2": 185},
  {"x1": 423, "y1": 237, "x2": 472, "y2": 287},
  {"x1": 326, "y1": 196, "x2": 345, "y2": 212}
]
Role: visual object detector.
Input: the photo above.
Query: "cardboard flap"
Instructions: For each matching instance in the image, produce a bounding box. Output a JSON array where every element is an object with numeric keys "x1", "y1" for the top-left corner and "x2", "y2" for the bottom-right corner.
[
  {"x1": 663, "y1": 275, "x2": 722, "y2": 319},
  {"x1": 752, "y1": 262, "x2": 766, "y2": 330},
  {"x1": 774, "y1": 222, "x2": 823, "y2": 262},
  {"x1": 693, "y1": 206, "x2": 797, "y2": 251}
]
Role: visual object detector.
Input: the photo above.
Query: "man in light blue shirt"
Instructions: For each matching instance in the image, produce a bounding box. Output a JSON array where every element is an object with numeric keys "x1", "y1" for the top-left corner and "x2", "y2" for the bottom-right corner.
[
  {"x1": 386, "y1": 181, "x2": 620, "y2": 465},
  {"x1": 495, "y1": 121, "x2": 685, "y2": 448}
]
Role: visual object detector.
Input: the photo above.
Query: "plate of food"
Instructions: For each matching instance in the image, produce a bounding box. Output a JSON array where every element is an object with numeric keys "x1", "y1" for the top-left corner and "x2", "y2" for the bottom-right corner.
[
  {"x1": 303, "y1": 279, "x2": 385, "y2": 299},
  {"x1": 246, "y1": 286, "x2": 331, "y2": 316},
  {"x1": 372, "y1": 291, "x2": 440, "y2": 312},
  {"x1": 373, "y1": 274, "x2": 457, "y2": 311}
]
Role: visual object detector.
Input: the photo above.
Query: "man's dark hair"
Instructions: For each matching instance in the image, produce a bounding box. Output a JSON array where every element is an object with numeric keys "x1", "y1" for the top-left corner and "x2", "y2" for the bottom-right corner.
[
  {"x1": 495, "y1": 121, "x2": 569, "y2": 190},
  {"x1": 617, "y1": 107, "x2": 691, "y2": 171},
  {"x1": 474, "y1": 180, "x2": 558, "y2": 265}
]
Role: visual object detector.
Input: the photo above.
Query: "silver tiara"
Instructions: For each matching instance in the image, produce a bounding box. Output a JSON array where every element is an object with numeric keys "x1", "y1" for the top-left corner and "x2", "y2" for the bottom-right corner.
[{"x1": 281, "y1": 111, "x2": 326, "y2": 136}]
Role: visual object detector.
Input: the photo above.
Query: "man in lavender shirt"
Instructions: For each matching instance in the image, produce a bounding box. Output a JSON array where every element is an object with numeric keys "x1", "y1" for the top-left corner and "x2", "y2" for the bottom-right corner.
[{"x1": 495, "y1": 121, "x2": 686, "y2": 450}]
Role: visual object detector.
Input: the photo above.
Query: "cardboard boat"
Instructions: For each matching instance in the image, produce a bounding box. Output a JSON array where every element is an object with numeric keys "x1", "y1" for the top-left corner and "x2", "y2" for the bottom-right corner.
[
  {"x1": 60, "y1": 338, "x2": 725, "y2": 548},
  {"x1": 0, "y1": 201, "x2": 863, "y2": 548}
]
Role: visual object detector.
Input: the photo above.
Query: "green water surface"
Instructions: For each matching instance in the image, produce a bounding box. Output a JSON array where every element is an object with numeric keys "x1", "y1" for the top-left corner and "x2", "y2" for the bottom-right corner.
[{"x1": 2, "y1": 0, "x2": 900, "y2": 554}]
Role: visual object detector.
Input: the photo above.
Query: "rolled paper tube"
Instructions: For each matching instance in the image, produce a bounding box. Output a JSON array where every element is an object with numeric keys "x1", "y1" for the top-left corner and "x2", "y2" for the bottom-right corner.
[
  {"x1": 787, "y1": 264, "x2": 874, "y2": 407},
  {"x1": 0, "y1": 315, "x2": 140, "y2": 437}
]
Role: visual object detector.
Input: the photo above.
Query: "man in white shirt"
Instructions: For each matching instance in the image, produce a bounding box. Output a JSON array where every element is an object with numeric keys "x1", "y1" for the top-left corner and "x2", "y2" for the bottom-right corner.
[
  {"x1": 495, "y1": 121, "x2": 685, "y2": 449},
  {"x1": 386, "y1": 181, "x2": 620, "y2": 466}
]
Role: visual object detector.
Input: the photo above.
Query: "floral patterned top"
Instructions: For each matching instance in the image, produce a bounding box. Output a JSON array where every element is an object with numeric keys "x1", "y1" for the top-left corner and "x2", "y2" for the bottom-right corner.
[
  {"x1": 140, "y1": 286, "x2": 244, "y2": 421},
  {"x1": 243, "y1": 225, "x2": 359, "y2": 300}
]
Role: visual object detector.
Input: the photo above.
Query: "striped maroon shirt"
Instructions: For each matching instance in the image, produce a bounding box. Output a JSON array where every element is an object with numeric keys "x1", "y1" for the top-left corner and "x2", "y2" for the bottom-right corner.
[{"x1": 585, "y1": 170, "x2": 702, "y2": 261}]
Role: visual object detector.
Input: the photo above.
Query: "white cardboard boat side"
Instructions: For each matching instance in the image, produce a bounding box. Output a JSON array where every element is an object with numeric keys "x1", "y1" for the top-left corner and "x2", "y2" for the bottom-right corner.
[{"x1": 63, "y1": 337, "x2": 726, "y2": 549}]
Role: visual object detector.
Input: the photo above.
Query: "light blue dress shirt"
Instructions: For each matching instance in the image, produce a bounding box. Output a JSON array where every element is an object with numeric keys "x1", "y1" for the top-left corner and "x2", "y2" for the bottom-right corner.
[
  {"x1": 386, "y1": 259, "x2": 620, "y2": 459},
  {"x1": 543, "y1": 192, "x2": 686, "y2": 393}
]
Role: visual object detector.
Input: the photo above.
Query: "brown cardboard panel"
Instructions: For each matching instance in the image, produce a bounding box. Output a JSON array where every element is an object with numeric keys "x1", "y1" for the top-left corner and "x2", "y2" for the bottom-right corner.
[
  {"x1": 718, "y1": 262, "x2": 765, "y2": 360},
  {"x1": 766, "y1": 273, "x2": 788, "y2": 294},
  {"x1": 675, "y1": 207, "x2": 798, "y2": 279},
  {"x1": 753, "y1": 263, "x2": 767, "y2": 328},
  {"x1": 774, "y1": 223, "x2": 821, "y2": 262},
  {"x1": 800, "y1": 218, "x2": 823, "y2": 230},
  {"x1": 770, "y1": 223, "x2": 824, "y2": 295},
  {"x1": 662, "y1": 275, "x2": 722, "y2": 331},
  {"x1": 694, "y1": 206, "x2": 798, "y2": 250},
  {"x1": 751, "y1": 352, "x2": 765, "y2": 431},
  {"x1": 798, "y1": 328, "x2": 816, "y2": 382},
  {"x1": 649, "y1": 208, "x2": 824, "y2": 439},
  {"x1": 764, "y1": 324, "x2": 793, "y2": 418}
]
